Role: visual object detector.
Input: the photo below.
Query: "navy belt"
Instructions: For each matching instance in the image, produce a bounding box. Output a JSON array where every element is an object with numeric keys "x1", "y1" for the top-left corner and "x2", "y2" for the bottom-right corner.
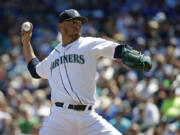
[{"x1": 55, "y1": 102, "x2": 92, "y2": 111}]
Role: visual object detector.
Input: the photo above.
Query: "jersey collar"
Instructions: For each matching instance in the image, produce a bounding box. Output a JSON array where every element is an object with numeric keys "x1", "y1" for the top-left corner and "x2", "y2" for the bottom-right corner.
[{"x1": 57, "y1": 37, "x2": 82, "y2": 52}]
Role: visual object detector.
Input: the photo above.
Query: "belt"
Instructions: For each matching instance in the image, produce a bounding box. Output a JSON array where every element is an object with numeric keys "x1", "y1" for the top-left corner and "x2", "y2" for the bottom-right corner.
[{"x1": 55, "y1": 102, "x2": 92, "y2": 111}]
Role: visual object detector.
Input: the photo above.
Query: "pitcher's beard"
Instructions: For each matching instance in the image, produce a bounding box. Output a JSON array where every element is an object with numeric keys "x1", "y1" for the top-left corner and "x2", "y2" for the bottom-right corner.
[
  {"x1": 71, "y1": 33, "x2": 80, "y2": 41},
  {"x1": 64, "y1": 28, "x2": 82, "y2": 42}
]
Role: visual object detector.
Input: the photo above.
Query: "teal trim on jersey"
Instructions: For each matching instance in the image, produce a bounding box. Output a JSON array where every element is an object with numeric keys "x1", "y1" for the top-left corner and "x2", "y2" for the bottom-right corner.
[{"x1": 63, "y1": 53, "x2": 83, "y2": 104}]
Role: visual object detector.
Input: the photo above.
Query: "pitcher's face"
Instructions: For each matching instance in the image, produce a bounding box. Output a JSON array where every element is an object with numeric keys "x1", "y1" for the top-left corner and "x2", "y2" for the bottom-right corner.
[{"x1": 60, "y1": 19, "x2": 82, "y2": 41}]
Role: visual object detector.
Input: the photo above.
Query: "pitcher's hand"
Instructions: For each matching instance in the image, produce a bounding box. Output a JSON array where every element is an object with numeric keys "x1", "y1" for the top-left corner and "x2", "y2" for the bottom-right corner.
[{"x1": 21, "y1": 22, "x2": 33, "y2": 46}]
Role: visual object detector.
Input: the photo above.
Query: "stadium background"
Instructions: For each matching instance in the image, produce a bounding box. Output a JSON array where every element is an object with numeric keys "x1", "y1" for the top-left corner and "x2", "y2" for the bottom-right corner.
[{"x1": 0, "y1": 0, "x2": 180, "y2": 134}]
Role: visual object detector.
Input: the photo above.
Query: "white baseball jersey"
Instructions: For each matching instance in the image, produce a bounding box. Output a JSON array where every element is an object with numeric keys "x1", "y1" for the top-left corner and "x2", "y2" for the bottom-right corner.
[{"x1": 36, "y1": 37, "x2": 118, "y2": 105}]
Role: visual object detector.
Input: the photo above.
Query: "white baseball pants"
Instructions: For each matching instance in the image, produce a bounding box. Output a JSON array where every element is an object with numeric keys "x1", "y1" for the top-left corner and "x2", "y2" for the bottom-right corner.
[{"x1": 39, "y1": 105, "x2": 122, "y2": 135}]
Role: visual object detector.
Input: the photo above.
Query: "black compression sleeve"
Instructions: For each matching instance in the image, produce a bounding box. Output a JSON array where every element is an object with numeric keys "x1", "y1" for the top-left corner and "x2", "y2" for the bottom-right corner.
[
  {"x1": 27, "y1": 58, "x2": 41, "y2": 78},
  {"x1": 114, "y1": 45, "x2": 123, "y2": 58}
]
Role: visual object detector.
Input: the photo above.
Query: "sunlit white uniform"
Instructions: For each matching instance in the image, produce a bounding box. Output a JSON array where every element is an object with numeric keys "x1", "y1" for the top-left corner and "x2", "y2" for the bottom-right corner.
[{"x1": 36, "y1": 37, "x2": 122, "y2": 135}]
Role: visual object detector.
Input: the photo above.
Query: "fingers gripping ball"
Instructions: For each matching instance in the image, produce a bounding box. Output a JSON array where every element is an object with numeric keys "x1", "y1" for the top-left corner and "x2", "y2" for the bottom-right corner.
[
  {"x1": 121, "y1": 45, "x2": 152, "y2": 72},
  {"x1": 22, "y1": 21, "x2": 31, "y2": 32}
]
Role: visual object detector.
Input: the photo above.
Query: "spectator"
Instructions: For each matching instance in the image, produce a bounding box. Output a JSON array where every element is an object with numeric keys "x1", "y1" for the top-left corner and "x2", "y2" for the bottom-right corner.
[
  {"x1": 160, "y1": 87, "x2": 180, "y2": 119},
  {"x1": 17, "y1": 109, "x2": 39, "y2": 134},
  {"x1": 109, "y1": 109, "x2": 132, "y2": 133}
]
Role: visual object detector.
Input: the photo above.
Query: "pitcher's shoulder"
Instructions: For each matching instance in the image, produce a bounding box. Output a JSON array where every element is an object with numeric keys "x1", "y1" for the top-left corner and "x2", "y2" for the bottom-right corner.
[
  {"x1": 81, "y1": 36, "x2": 102, "y2": 41},
  {"x1": 80, "y1": 36, "x2": 106, "y2": 44}
]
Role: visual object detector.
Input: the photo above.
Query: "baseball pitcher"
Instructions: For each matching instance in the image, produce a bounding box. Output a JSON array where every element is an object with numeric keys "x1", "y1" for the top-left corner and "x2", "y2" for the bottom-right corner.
[{"x1": 21, "y1": 9, "x2": 152, "y2": 135}]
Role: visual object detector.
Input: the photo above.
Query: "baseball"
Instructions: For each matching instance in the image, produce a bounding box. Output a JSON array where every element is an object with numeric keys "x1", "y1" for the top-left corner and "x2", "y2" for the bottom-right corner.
[{"x1": 22, "y1": 21, "x2": 31, "y2": 32}]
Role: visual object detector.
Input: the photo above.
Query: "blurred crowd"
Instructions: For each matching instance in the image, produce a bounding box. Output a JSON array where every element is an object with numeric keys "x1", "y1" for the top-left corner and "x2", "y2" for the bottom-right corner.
[{"x1": 0, "y1": 0, "x2": 180, "y2": 135}]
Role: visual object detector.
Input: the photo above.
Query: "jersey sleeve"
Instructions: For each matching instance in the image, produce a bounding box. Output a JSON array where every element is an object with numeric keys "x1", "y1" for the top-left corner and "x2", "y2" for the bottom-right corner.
[
  {"x1": 35, "y1": 51, "x2": 53, "y2": 79},
  {"x1": 90, "y1": 37, "x2": 119, "y2": 59},
  {"x1": 35, "y1": 58, "x2": 49, "y2": 79}
]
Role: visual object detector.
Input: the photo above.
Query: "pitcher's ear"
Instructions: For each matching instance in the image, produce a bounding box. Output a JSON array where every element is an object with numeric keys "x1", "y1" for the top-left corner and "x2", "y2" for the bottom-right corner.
[{"x1": 58, "y1": 23, "x2": 62, "y2": 29}]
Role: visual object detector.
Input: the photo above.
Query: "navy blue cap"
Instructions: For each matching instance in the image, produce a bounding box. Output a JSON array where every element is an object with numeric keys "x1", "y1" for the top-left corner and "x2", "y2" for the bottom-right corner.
[{"x1": 59, "y1": 9, "x2": 88, "y2": 24}]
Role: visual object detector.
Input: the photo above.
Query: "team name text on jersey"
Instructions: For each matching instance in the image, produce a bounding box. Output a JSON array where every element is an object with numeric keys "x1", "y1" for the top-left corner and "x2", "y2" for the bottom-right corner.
[{"x1": 50, "y1": 54, "x2": 85, "y2": 73}]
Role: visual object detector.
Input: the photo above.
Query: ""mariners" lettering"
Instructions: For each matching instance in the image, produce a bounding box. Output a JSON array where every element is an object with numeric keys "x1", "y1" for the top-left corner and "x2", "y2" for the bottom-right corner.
[{"x1": 50, "y1": 54, "x2": 85, "y2": 73}]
